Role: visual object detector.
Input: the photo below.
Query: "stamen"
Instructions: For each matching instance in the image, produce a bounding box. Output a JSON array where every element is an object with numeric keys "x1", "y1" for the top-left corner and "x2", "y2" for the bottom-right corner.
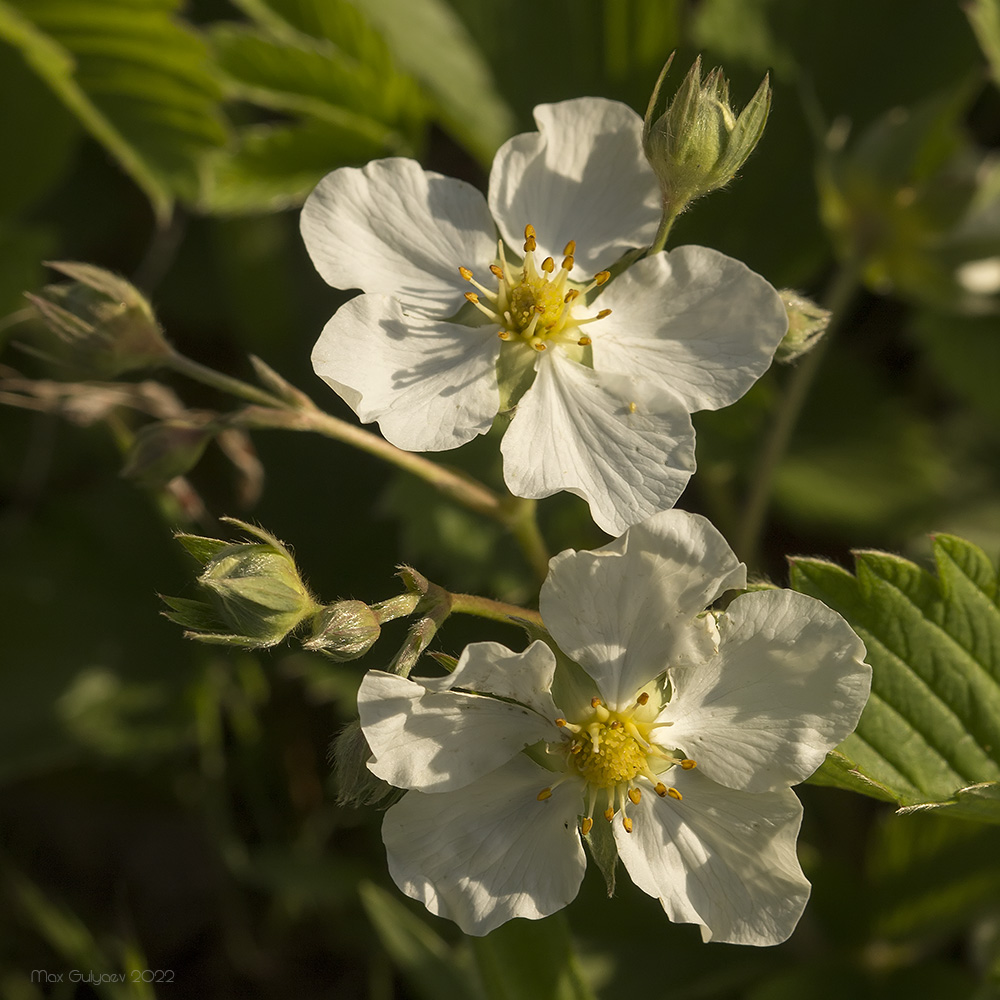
[
  {"x1": 564, "y1": 289, "x2": 580, "y2": 303},
  {"x1": 464, "y1": 291, "x2": 478, "y2": 302},
  {"x1": 597, "y1": 308, "x2": 612, "y2": 319},
  {"x1": 655, "y1": 782, "x2": 668, "y2": 797},
  {"x1": 524, "y1": 224, "x2": 536, "y2": 240},
  {"x1": 555, "y1": 718, "x2": 582, "y2": 734},
  {"x1": 681, "y1": 759, "x2": 697, "y2": 770},
  {"x1": 581, "y1": 817, "x2": 594, "y2": 835},
  {"x1": 628, "y1": 788, "x2": 641, "y2": 805},
  {"x1": 622, "y1": 816, "x2": 633, "y2": 834},
  {"x1": 561, "y1": 255, "x2": 575, "y2": 271},
  {"x1": 524, "y1": 235, "x2": 537, "y2": 252},
  {"x1": 563, "y1": 240, "x2": 576, "y2": 256},
  {"x1": 459, "y1": 266, "x2": 473, "y2": 281},
  {"x1": 537, "y1": 787, "x2": 553, "y2": 801},
  {"x1": 489, "y1": 263, "x2": 503, "y2": 279},
  {"x1": 594, "y1": 270, "x2": 610, "y2": 285},
  {"x1": 628, "y1": 402, "x2": 637, "y2": 414},
  {"x1": 604, "y1": 806, "x2": 615, "y2": 822},
  {"x1": 591, "y1": 697, "x2": 602, "y2": 708},
  {"x1": 637, "y1": 692, "x2": 649, "y2": 705},
  {"x1": 667, "y1": 787, "x2": 683, "y2": 801},
  {"x1": 541, "y1": 256, "x2": 555, "y2": 273},
  {"x1": 578, "y1": 336, "x2": 592, "y2": 346}
]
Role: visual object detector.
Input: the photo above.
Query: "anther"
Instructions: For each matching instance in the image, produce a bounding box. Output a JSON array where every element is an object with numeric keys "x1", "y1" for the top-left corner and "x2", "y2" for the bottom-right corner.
[
  {"x1": 667, "y1": 787, "x2": 683, "y2": 801},
  {"x1": 498, "y1": 331, "x2": 511, "y2": 341},
  {"x1": 581, "y1": 817, "x2": 594, "y2": 835},
  {"x1": 655, "y1": 782, "x2": 667, "y2": 797},
  {"x1": 637, "y1": 692, "x2": 649, "y2": 706},
  {"x1": 524, "y1": 224, "x2": 536, "y2": 240},
  {"x1": 464, "y1": 291, "x2": 479, "y2": 303},
  {"x1": 628, "y1": 788, "x2": 641, "y2": 805},
  {"x1": 594, "y1": 270, "x2": 611, "y2": 285},
  {"x1": 591, "y1": 697, "x2": 602, "y2": 708},
  {"x1": 564, "y1": 289, "x2": 580, "y2": 303},
  {"x1": 541, "y1": 256, "x2": 555, "y2": 273},
  {"x1": 681, "y1": 759, "x2": 697, "y2": 770},
  {"x1": 628, "y1": 401, "x2": 637, "y2": 414},
  {"x1": 561, "y1": 255, "x2": 575, "y2": 271},
  {"x1": 459, "y1": 266, "x2": 473, "y2": 281},
  {"x1": 604, "y1": 807, "x2": 615, "y2": 822},
  {"x1": 524, "y1": 236, "x2": 537, "y2": 252},
  {"x1": 537, "y1": 787, "x2": 553, "y2": 801},
  {"x1": 578, "y1": 336, "x2": 592, "y2": 346},
  {"x1": 622, "y1": 816, "x2": 634, "y2": 834},
  {"x1": 532, "y1": 340, "x2": 547, "y2": 351},
  {"x1": 489, "y1": 264, "x2": 503, "y2": 278},
  {"x1": 563, "y1": 240, "x2": 576, "y2": 256},
  {"x1": 597, "y1": 308, "x2": 612, "y2": 319}
]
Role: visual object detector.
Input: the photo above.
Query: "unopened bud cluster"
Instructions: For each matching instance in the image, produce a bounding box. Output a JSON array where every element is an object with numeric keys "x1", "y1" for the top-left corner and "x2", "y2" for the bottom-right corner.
[
  {"x1": 643, "y1": 55, "x2": 770, "y2": 222},
  {"x1": 775, "y1": 290, "x2": 832, "y2": 363}
]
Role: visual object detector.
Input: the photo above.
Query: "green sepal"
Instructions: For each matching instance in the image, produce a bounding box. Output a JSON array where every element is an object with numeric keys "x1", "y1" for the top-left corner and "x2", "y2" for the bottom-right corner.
[
  {"x1": 159, "y1": 595, "x2": 225, "y2": 633},
  {"x1": 584, "y1": 815, "x2": 619, "y2": 897},
  {"x1": 174, "y1": 533, "x2": 232, "y2": 566}
]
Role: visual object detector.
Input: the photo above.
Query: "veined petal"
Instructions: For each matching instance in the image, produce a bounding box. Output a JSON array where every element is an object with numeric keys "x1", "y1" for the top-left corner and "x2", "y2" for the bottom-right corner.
[
  {"x1": 488, "y1": 98, "x2": 660, "y2": 274},
  {"x1": 312, "y1": 293, "x2": 501, "y2": 452},
  {"x1": 301, "y1": 158, "x2": 497, "y2": 316},
  {"x1": 663, "y1": 590, "x2": 871, "y2": 793},
  {"x1": 358, "y1": 670, "x2": 557, "y2": 793},
  {"x1": 615, "y1": 772, "x2": 810, "y2": 946},
  {"x1": 540, "y1": 510, "x2": 747, "y2": 710},
  {"x1": 501, "y1": 350, "x2": 696, "y2": 538},
  {"x1": 592, "y1": 246, "x2": 788, "y2": 411},
  {"x1": 383, "y1": 755, "x2": 587, "y2": 936},
  {"x1": 358, "y1": 670, "x2": 556, "y2": 792},
  {"x1": 422, "y1": 640, "x2": 561, "y2": 721}
]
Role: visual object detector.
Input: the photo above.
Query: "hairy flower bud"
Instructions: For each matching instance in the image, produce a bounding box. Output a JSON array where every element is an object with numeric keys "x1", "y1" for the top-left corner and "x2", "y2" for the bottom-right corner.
[
  {"x1": 643, "y1": 55, "x2": 770, "y2": 221},
  {"x1": 25, "y1": 262, "x2": 171, "y2": 378},
  {"x1": 305, "y1": 600, "x2": 382, "y2": 660},
  {"x1": 162, "y1": 519, "x2": 320, "y2": 648},
  {"x1": 775, "y1": 290, "x2": 832, "y2": 363}
]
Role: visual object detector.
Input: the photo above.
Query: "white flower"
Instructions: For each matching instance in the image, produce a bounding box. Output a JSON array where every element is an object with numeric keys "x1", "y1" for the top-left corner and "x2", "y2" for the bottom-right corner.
[
  {"x1": 302, "y1": 99, "x2": 788, "y2": 535},
  {"x1": 357, "y1": 510, "x2": 871, "y2": 943}
]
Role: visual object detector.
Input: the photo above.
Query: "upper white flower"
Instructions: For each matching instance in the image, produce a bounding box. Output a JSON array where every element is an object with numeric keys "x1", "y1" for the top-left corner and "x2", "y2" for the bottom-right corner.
[
  {"x1": 357, "y1": 510, "x2": 871, "y2": 944},
  {"x1": 301, "y1": 99, "x2": 788, "y2": 535}
]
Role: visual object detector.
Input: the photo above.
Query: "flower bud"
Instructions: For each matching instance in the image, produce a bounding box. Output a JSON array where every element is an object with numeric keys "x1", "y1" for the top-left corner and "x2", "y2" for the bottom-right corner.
[
  {"x1": 121, "y1": 417, "x2": 216, "y2": 488},
  {"x1": 775, "y1": 290, "x2": 831, "y2": 363},
  {"x1": 25, "y1": 262, "x2": 171, "y2": 378},
  {"x1": 304, "y1": 600, "x2": 381, "y2": 660},
  {"x1": 643, "y1": 55, "x2": 770, "y2": 220},
  {"x1": 162, "y1": 519, "x2": 320, "y2": 648}
]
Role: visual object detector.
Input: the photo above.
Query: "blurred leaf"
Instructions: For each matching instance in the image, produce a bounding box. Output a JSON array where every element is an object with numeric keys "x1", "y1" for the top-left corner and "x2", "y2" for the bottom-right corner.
[
  {"x1": 0, "y1": 0, "x2": 226, "y2": 221},
  {"x1": 968, "y1": 0, "x2": 1000, "y2": 87},
  {"x1": 691, "y1": 0, "x2": 797, "y2": 80},
  {"x1": 356, "y1": 0, "x2": 515, "y2": 163},
  {"x1": 793, "y1": 533, "x2": 1000, "y2": 819},
  {"x1": 0, "y1": 224, "x2": 54, "y2": 322},
  {"x1": 870, "y1": 812, "x2": 1000, "y2": 943},
  {"x1": 471, "y1": 914, "x2": 596, "y2": 1000},
  {"x1": 360, "y1": 881, "x2": 485, "y2": 1000}
]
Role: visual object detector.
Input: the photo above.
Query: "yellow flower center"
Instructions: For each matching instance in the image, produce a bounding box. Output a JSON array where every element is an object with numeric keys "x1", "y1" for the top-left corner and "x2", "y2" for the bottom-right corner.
[
  {"x1": 537, "y1": 694, "x2": 696, "y2": 837},
  {"x1": 459, "y1": 224, "x2": 612, "y2": 352}
]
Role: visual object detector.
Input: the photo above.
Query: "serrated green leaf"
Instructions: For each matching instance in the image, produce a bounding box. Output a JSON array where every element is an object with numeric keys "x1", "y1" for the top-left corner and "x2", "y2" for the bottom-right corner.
[
  {"x1": 359, "y1": 881, "x2": 485, "y2": 1000},
  {"x1": 0, "y1": 0, "x2": 226, "y2": 219},
  {"x1": 792, "y1": 534, "x2": 1000, "y2": 817}
]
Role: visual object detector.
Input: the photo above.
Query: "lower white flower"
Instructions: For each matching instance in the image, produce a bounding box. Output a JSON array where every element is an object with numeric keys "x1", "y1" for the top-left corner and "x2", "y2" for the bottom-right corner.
[
  {"x1": 302, "y1": 98, "x2": 788, "y2": 535},
  {"x1": 357, "y1": 510, "x2": 871, "y2": 944}
]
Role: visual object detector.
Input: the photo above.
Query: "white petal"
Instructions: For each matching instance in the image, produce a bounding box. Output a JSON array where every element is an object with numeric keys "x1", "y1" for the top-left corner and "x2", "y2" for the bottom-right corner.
[
  {"x1": 301, "y1": 158, "x2": 497, "y2": 315},
  {"x1": 615, "y1": 772, "x2": 810, "y2": 946},
  {"x1": 592, "y1": 246, "x2": 788, "y2": 411},
  {"x1": 540, "y1": 510, "x2": 747, "y2": 710},
  {"x1": 312, "y1": 293, "x2": 501, "y2": 452},
  {"x1": 358, "y1": 670, "x2": 557, "y2": 792},
  {"x1": 383, "y1": 755, "x2": 586, "y2": 936},
  {"x1": 663, "y1": 590, "x2": 871, "y2": 793},
  {"x1": 488, "y1": 98, "x2": 660, "y2": 273},
  {"x1": 500, "y1": 350, "x2": 696, "y2": 537},
  {"x1": 422, "y1": 640, "x2": 561, "y2": 721}
]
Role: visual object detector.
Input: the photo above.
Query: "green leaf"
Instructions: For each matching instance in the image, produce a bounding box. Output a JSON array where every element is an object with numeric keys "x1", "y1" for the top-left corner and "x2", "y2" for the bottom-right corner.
[
  {"x1": 351, "y1": 0, "x2": 515, "y2": 163},
  {"x1": 471, "y1": 913, "x2": 597, "y2": 1000},
  {"x1": 792, "y1": 534, "x2": 1000, "y2": 820},
  {"x1": 0, "y1": 0, "x2": 226, "y2": 220},
  {"x1": 967, "y1": 0, "x2": 1000, "y2": 88},
  {"x1": 359, "y1": 881, "x2": 485, "y2": 1000}
]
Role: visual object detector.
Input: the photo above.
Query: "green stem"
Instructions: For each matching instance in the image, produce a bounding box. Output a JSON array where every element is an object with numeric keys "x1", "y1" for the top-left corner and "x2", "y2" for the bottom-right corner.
[
  {"x1": 166, "y1": 351, "x2": 282, "y2": 409},
  {"x1": 502, "y1": 496, "x2": 551, "y2": 586},
  {"x1": 450, "y1": 591, "x2": 545, "y2": 633},
  {"x1": 734, "y1": 264, "x2": 862, "y2": 566},
  {"x1": 648, "y1": 203, "x2": 682, "y2": 254}
]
